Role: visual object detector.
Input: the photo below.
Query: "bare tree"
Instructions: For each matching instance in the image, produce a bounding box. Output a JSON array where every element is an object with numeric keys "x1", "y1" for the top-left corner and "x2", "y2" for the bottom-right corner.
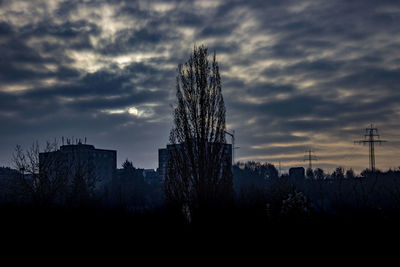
[
  {"x1": 12, "y1": 141, "x2": 101, "y2": 207},
  {"x1": 12, "y1": 141, "x2": 69, "y2": 206},
  {"x1": 165, "y1": 45, "x2": 233, "y2": 220}
]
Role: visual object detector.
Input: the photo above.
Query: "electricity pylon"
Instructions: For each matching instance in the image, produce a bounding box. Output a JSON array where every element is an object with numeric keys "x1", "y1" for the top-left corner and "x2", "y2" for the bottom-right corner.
[
  {"x1": 354, "y1": 124, "x2": 387, "y2": 172},
  {"x1": 304, "y1": 149, "x2": 317, "y2": 169}
]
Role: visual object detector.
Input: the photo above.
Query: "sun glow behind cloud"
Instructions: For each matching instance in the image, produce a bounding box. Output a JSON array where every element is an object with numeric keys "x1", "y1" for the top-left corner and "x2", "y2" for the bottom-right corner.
[{"x1": 128, "y1": 107, "x2": 138, "y2": 116}]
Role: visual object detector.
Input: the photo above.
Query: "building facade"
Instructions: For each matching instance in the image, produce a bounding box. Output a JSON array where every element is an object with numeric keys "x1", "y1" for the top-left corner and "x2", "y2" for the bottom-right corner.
[
  {"x1": 289, "y1": 167, "x2": 305, "y2": 181},
  {"x1": 158, "y1": 142, "x2": 232, "y2": 180},
  {"x1": 39, "y1": 143, "x2": 117, "y2": 191}
]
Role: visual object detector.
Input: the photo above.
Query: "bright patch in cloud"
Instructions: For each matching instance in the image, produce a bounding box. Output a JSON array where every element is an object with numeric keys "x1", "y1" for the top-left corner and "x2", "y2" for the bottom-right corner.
[
  {"x1": 128, "y1": 107, "x2": 139, "y2": 116},
  {"x1": 104, "y1": 109, "x2": 125, "y2": 114}
]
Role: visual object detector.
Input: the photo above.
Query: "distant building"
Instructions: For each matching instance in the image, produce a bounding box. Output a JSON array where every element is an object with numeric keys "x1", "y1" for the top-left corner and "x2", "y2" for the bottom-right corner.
[
  {"x1": 143, "y1": 169, "x2": 159, "y2": 185},
  {"x1": 289, "y1": 167, "x2": 305, "y2": 180},
  {"x1": 0, "y1": 167, "x2": 19, "y2": 202},
  {"x1": 158, "y1": 142, "x2": 232, "y2": 180},
  {"x1": 39, "y1": 142, "x2": 117, "y2": 191},
  {"x1": 0, "y1": 167, "x2": 18, "y2": 180},
  {"x1": 158, "y1": 148, "x2": 169, "y2": 180}
]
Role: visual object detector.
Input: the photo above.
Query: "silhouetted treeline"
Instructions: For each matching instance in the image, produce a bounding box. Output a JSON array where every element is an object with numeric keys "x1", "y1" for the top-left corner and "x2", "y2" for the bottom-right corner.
[
  {"x1": 3, "y1": 161, "x2": 400, "y2": 245},
  {"x1": 3, "y1": 160, "x2": 400, "y2": 218},
  {"x1": 231, "y1": 163, "x2": 400, "y2": 221},
  {"x1": 1, "y1": 121, "x2": 400, "y2": 236},
  {"x1": 108, "y1": 159, "x2": 163, "y2": 211}
]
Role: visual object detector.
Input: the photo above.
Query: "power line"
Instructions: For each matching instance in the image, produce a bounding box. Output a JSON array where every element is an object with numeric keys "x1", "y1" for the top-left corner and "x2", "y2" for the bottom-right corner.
[{"x1": 354, "y1": 124, "x2": 387, "y2": 172}]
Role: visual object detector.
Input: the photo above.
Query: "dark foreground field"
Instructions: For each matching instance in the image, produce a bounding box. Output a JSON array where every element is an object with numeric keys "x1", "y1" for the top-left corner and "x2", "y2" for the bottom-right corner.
[{"x1": 2, "y1": 204, "x2": 399, "y2": 253}]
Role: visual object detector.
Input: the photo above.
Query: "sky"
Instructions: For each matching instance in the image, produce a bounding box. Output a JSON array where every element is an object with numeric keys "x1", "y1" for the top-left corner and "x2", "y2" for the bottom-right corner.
[{"x1": 1, "y1": 0, "x2": 400, "y2": 173}]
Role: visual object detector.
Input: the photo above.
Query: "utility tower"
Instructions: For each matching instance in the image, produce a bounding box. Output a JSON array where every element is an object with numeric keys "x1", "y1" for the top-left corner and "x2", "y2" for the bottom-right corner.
[
  {"x1": 354, "y1": 124, "x2": 387, "y2": 172},
  {"x1": 224, "y1": 130, "x2": 240, "y2": 165},
  {"x1": 304, "y1": 149, "x2": 317, "y2": 169}
]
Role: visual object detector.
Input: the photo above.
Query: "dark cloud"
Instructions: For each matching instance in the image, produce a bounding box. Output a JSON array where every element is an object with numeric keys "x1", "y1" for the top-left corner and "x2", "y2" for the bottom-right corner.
[
  {"x1": 0, "y1": 21, "x2": 13, "y2": 35},
  {"x1": 199, "y1": 23, "x2": 237, "y2": 38},
  {"x1": 0, "y1": 0, "x2": 399, "y2": 172},
  {"x1": 21, "y1": 19, "x2": 100, "y2": 39}
]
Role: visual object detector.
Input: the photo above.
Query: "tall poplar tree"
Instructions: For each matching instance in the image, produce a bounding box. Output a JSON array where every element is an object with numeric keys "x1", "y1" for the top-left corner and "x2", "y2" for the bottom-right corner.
[{"x1": 165, "y1": 45, "x2": 233, "y2": 220}]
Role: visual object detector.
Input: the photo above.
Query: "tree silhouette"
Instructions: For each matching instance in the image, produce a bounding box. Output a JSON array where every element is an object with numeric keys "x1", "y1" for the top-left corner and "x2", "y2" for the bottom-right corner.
[
  {"x1": 165, "y1": 45, "x2": 233, "y2": 221},
  {"x1": 306, "y1": 168, "x2": 314, "y2": 179},
  {"x1": 118, "y1": 159, "x2": 150, "y2": 210},
  {"x1": 313, "y1": 168, "x2": 325, "y2": 180},
  {"x1": 345, "y1": 169, "x2": 355, "y2": 179},
  {"x1": 12, "y1": 141, "x2": 100, "y2": 207},
  {"x1": 12, "y1": 141, "x2": 69, "y2": 206},
  {"x1": 67, "y1": 152, "x2": 99, "y2": 207},
  {"x1": 332, "y1": 167, "x2": 345, "y2": 180}
]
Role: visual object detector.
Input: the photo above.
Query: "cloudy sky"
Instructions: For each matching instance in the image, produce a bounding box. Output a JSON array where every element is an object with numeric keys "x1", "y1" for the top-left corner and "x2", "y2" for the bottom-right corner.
[{"x1": 1, "y1": 0, "x2": 400, "y2": 173}]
